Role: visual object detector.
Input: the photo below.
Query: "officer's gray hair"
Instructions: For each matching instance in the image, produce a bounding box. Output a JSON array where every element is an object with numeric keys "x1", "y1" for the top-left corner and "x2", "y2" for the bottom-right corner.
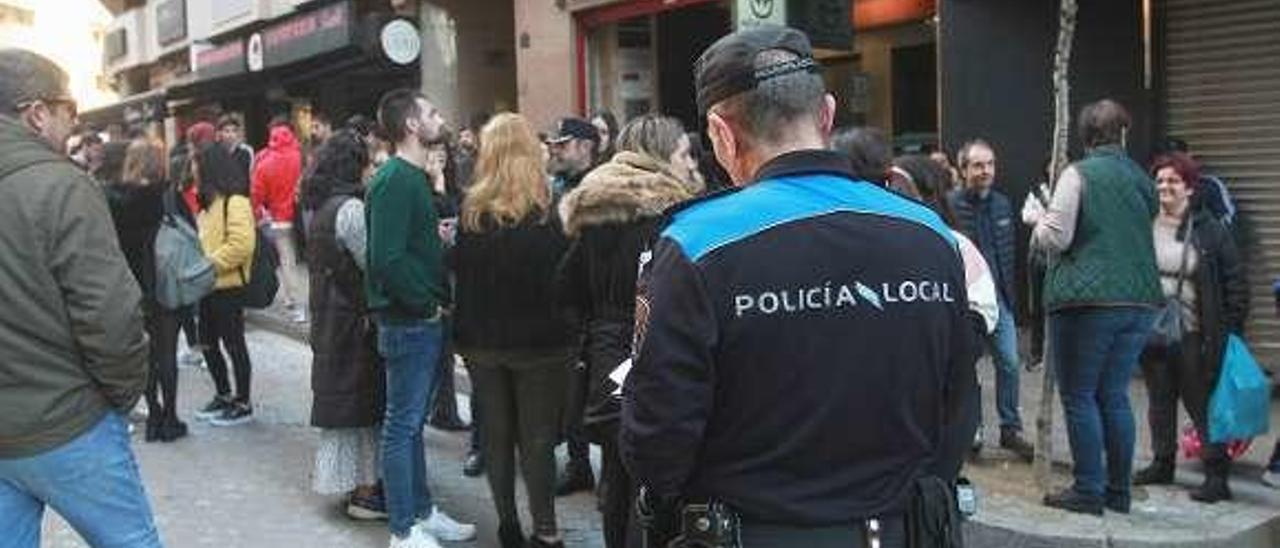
[{"x1": 712, "y1": 49, "x2": 825, "y2": 146}]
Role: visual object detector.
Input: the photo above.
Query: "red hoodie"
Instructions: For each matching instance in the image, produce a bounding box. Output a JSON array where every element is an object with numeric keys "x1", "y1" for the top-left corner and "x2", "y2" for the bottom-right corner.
[{"x1": 251, "y1": 125, "x2": 302, "y2": 224}]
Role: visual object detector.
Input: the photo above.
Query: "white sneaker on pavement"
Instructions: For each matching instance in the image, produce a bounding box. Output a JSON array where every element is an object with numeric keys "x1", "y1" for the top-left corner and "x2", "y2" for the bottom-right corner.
[
  {"x1": 388, "y1": 526, "x2": 441, "y2": 548},
  {"x1": 415, "y1": 507, "x2": 476, "y2": 542}
]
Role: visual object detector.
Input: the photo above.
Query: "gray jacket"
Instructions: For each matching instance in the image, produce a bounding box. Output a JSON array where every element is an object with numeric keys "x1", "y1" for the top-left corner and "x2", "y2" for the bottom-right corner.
[{"x1": 0, "y1": 115, "x2": 148, "y2": 458}]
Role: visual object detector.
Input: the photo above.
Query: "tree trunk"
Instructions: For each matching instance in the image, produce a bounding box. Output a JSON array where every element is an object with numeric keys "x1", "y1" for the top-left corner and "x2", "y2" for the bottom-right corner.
[{"x1": 1034, "y1": 0, "x2": 1079, "y2": 491}]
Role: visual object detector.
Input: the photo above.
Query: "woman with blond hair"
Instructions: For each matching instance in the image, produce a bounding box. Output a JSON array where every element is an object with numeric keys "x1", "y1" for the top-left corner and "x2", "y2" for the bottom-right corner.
[
  {"x1": 106, "y1": 137, "x2": 190, "y2": 441},
  {"x1": 557, "y1": 113, "x2": 698, "y2": 548},
  {"x1": 452, "y1": 112, "x2": 573, "y2": 548}
]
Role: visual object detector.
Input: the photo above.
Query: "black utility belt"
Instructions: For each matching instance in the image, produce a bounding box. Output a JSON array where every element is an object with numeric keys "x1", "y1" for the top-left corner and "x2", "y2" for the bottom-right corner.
[{"x1": 650, "y1": 498, "x2": 894, "y2": 548}]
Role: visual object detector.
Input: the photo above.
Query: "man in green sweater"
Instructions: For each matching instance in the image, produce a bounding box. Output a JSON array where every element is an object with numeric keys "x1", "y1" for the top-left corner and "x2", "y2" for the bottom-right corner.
[
  {"x1": 367, "y1": 88, "x2": 476, "y2": 548},
  {"x1": 0, "y1": 49, "x2": 161, "y2": 547}
]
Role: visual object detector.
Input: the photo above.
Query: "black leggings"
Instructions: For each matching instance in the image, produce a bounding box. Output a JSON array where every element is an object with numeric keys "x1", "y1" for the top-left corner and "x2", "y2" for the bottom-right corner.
[
  {"x1": 144, "y1": 304, "x2": 183, "y2": 422},
  {"x1": 200, "y1": 290, "x2": 252, "y2": 403}
]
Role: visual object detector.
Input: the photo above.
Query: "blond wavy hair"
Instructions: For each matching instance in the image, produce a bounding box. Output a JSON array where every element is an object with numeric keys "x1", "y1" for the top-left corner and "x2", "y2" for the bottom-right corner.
[{"x1": 461, "y1": 112, "x2": 550, "y2": 232}]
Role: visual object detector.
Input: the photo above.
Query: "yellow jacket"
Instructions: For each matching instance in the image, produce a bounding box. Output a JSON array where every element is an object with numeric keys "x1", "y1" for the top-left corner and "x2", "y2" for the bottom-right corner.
[{"x1": 198, "y1": 194, "x2": 256, "y2": 289}]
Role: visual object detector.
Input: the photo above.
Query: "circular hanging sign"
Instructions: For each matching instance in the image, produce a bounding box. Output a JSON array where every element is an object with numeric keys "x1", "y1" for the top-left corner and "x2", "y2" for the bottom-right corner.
[
  {"x1": 247, "y1": 33, "x2": 264, "y2": 72},
  {"x1": 380, "y1": 19, "x2": 421, "y2": 66}
]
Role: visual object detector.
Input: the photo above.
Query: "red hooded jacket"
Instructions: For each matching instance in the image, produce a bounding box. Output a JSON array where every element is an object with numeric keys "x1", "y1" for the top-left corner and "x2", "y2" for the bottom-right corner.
[{"x1": 251, "y1": 125, "x2": 302, "y2": 224}]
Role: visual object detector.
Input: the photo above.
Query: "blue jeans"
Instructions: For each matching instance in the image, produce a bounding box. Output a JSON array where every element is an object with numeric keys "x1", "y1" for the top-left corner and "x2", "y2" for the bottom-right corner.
[
  {"x1": 377, "y1": 318, "x2": 444, "y2": 537},
  {"x1": 1050, "y1": 306, "x2": 1155, "y2": 500},
  {"x1": 979, "y1": 300, "x2": 1023, "y2": 431},
  {"x1": 0, "y1": 412, "x2": 163, "y2": 548}
]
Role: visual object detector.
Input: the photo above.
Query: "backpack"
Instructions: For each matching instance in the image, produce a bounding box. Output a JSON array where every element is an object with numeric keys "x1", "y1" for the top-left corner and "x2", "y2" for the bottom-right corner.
[
  {"x1": 154, "y1": 191, "x2": 215, "y2": 309},
  {"x1": 223, "y1": 197, "x2": 279, "y2": 309}
]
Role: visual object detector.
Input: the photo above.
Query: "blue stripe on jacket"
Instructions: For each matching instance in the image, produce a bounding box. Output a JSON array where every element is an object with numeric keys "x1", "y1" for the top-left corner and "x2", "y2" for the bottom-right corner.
[{"x1": 663, "y1": 175, "x2": 956, "y2": 262}]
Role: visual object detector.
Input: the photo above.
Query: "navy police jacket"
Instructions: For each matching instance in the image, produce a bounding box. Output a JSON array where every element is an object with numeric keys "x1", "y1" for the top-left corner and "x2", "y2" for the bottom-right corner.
[{"x1": 620, "y1": 149, "x2": 980, "y2": 525}]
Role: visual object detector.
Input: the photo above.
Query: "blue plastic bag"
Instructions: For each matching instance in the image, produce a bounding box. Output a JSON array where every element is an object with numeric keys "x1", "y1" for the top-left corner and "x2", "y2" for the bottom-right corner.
[{"x1": 1208, "y1": 334, "x2": 1271, "y2": 443}]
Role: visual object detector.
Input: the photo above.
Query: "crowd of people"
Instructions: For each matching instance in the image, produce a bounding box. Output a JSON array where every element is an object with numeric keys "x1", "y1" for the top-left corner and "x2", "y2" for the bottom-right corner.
[{"x1": 2, "y1": 22, "x2": 1280, "y2": 548}]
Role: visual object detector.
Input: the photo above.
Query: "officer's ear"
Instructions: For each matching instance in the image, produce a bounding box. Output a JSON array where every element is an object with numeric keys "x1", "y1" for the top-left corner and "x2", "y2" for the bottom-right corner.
[
  {"x1": 705, "y1": 110, "x2": 742, "y2": 186},
  {"x1": 818, "y1": 93, "x2": 837, "y2": 142}
]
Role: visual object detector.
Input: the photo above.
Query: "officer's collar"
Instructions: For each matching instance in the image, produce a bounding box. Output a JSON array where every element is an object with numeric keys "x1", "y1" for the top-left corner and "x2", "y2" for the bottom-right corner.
[{"x1": 750, "y1": 149, "x2": 859, "y2": 184}]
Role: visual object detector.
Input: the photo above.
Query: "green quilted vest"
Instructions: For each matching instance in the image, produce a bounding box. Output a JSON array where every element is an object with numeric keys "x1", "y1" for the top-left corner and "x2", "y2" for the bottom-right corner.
[{"x1": 1045, "y1": 145, "x2": 1163, "y2": 311}]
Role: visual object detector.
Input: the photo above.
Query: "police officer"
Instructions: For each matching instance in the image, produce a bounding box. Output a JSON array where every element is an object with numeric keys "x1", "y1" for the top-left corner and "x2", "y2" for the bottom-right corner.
[{"x1": 620, "y1": 26, "x2": 980, "y2": 547}]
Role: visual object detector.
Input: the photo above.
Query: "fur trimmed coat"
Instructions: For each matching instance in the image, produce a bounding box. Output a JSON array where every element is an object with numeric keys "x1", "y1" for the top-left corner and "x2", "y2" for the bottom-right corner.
[{"x1": 556, "y1": 151, "x2": 695, "y2": 441}]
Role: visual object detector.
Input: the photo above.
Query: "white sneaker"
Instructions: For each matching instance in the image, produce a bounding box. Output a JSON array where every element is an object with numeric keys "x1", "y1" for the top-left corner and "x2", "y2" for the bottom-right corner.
[
  {"x1": 289, "y1": 305, "x2": 308, "y2": 324},
  {"x1": 388, "y1": 526, "x2": 441, "y2": 548},
  {"x1": 415, "y1": 507, "x2": 476, "y2": 542},
  {"x1": 1263, "y1": 470, "x2": 1280, "y2": 488}
]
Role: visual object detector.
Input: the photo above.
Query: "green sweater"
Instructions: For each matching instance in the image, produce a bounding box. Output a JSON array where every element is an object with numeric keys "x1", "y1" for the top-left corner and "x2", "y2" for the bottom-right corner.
[
  {"x1": 1045, "y1": 145, "x2": 1163, "y2": 311},
  {"x1": 365, "y1": 156, "x2": 445, "y2": 320}
]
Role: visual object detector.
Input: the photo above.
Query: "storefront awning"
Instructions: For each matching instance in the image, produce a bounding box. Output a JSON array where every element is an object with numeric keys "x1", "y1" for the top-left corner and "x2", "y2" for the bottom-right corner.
[{"x1": 78, "y1": 88, "x2": 168, "y2": 129}]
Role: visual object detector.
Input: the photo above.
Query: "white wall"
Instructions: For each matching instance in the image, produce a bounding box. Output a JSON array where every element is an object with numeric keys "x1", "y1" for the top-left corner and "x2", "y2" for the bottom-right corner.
[{"x1": 104, "y1": 7, "x2": 150, "y2": 74}]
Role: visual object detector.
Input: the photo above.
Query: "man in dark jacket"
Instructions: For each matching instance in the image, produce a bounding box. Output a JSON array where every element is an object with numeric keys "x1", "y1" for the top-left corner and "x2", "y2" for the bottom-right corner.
[
  {"x1": 0, "y1": 48, "x2": 160, "y2": 547},
  {"x1": 547, "y1": 115, "x2": 603, "y2": 495},
  {"x1": 217, "y1": 113, "x2": 255, "y2": 182},
  {"x1": 622, "y1": 27, "x2": 979, "y2": 547},
  {"x1": 947, "y1": 139, "x2": 1035, "y2": 461},
  {"x1": 548, "y1": 117, "x2": 599, "y2": 198}
]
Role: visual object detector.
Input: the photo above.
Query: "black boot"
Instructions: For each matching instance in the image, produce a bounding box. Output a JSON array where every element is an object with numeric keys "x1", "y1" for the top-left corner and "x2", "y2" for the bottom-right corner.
[
  {"x1": 555, "y1": 459, "x2": 596, "y2": 497},
  {"x1": 1043, "y1": 488, "x2": 1103, "y2": 515},
  {"x1": 1133, "y1": 458, "x2": 1175, "y2": 486},
  {"x1": 498, "y1": 521, "x2": 525, "y2": 548},
  {"x1": 1190, "y1": 459, "x2": 1232, "y2": 504}
]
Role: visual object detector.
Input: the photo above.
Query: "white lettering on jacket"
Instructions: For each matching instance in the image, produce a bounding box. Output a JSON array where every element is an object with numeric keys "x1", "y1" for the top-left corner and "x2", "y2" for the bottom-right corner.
[{"x1": 732, "y1": 279, "x2": 955, "y2": 318}]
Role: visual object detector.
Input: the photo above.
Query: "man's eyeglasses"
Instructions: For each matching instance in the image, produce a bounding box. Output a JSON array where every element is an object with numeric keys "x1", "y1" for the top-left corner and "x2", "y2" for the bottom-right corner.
[{"x1": 14, "y1": 95, "x2": 78, "y2": 119}]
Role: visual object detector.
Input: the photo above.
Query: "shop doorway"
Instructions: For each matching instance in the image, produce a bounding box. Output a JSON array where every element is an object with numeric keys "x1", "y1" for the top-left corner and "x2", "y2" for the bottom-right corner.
[{"x1": 656, "y1": 3, "x2": 731, "y2": 129}]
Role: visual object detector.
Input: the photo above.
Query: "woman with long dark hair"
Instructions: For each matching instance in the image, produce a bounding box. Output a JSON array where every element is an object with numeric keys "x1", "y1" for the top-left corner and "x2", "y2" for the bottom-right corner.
[
  {"x1": 591, "y1": 110, "x2": 619, "y2": 161},
  {"x1": 105, "y1": 137, "x2": 189, "y2": 441},
  {"x1": 453, "y1": 113, "x2": 573, "y2": 548},
  {"x1": 890, "y1": 154, "x2": 998, "y2": 479},
  {"x1": 305, "y1": 130, "x2": 388, "y2": 518},
  {"x1": 192, "y1": 143, "x2": 257, "y2": 427}
]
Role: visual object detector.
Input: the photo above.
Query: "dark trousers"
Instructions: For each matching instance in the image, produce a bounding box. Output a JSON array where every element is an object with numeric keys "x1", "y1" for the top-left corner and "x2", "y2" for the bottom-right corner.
[
  {"x1": 432, "y1": 317, "x2": 461, "y2": 421},
  {"x1": 738, "y1": 515, "x2": 906, "y2": 548},
  {"x1": 600, "y1": 437, "x2": 639, "y2": 548},
  {"x1": 565, "y1": 360, "x2": 591, "y2": 467},
  {"x1": 178, "y1": 305, "x2": 199, "y2": 349},
  {"x1": 1140, "y1": 332, "x2": 1228, "y2": 471},
  {"x1": 144, "y1": 304, "x2": 182, "y2": 422},
  {"x1": 200, "y1": 290, "x2": 252, "y2": 402},
  {"x1": 469, "y1": 350, "x2": 569, "y2": 537}
]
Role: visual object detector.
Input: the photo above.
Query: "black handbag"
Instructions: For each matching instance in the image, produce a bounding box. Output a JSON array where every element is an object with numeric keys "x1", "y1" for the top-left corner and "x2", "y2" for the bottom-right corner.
[{"x1": 1149, "y1": 214, "x2": 1195, "y2": 348}]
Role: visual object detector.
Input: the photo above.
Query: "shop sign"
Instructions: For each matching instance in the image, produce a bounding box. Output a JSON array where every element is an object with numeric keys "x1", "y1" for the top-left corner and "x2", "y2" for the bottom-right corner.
[
  {"x1": 736, "y1": 0, "x2": 786, "y2": 29},
  {"x1": 247, "y1": 33, "x2": 264, "y2": 72},
  {"x1": 195, "y1": 39, "x2": 245, "y2": 80},
  {"x1": 156, "y1": 0, "x2": 187, "y2": 46},
  {"x1": 379, "y1": 19, "x2": 420, "y2": 65},
  {"x1": 260, "y1": 2, "x2": 353, "y2": 70},
  {"x1": 105, "y1": 28, "x2": 128, "y2": 62}
]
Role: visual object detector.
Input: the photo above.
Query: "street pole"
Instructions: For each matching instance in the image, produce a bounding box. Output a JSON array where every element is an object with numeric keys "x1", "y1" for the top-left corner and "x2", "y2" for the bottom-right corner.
[{"x1": 1034, "y1": 0, "x2": 1078, "y2": 492}]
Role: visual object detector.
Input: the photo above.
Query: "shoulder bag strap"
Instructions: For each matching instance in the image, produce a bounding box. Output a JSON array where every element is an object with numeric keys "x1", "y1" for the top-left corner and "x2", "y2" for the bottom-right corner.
[{"x1": 1173, "y1": 213, "x2": 1195, "y2": 297}]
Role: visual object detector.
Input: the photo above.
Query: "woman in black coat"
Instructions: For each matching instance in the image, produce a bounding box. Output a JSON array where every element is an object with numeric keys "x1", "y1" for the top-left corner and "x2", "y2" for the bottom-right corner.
[
  {"x1": 1132, "y1": 152, "x2": 1249, "y2": 503},
  {"x1": 556, "y1": 114, "x2": 698, "y2": 548},
  {"x1": 453, "y1": 113, "x2": 575, "y2": 548},
  {"x1": 304, "y1": 130, "x2": 386, "y2": 519},
  {"x1": 105, "y1": 137, "x2": 189, "y2": 442}
]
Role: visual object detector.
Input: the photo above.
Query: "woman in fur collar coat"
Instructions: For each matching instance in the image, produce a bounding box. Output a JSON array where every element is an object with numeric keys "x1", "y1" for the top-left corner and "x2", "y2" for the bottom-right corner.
[{"x1": 556, "y1": 114, "x2": 700, "y2": 548}]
